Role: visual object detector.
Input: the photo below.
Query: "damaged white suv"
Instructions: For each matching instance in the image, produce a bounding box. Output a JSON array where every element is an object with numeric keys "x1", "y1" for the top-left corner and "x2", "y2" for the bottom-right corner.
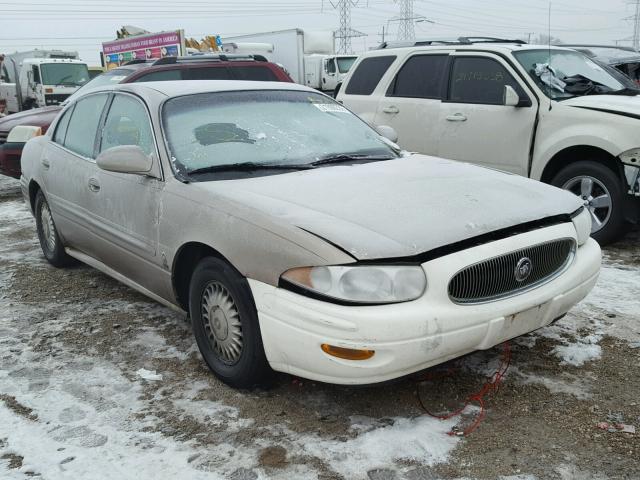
[{"x1": 337, "y1": 38, "x2": 640, "y2": 245}]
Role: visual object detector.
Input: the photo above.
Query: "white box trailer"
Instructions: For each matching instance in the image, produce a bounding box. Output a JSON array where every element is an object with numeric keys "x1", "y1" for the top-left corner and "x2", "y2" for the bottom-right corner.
[{"x1": 221, "y1": 29, "x2": 358, "y2": 92}]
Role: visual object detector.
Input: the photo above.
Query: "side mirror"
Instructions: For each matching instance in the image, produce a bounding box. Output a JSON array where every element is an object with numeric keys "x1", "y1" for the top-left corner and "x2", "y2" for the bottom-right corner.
[
  {"x1": 504, "y1": 85, "x2": 520, "y2": 107},
  {"x1": 96, "y1": 145, "x2": 153, "y2": 175},
  {"x1": 376, "y1": 125, "x2": 398, "y2": 143}
]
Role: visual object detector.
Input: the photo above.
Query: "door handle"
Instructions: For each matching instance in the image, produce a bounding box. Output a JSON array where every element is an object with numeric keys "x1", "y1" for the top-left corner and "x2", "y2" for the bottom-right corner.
[
  {"x1": 382, "y1": 106, "x2": 399, "y2": 114},
  {"x1": 41, "y1": 158, "x2": 50, "y2": 169},
  {"x1": 446, "y1": 113, "x2": 467, "y2": 122},
  {"x1": 88, "y1": 178, "x2": 101, "y2": 192}
]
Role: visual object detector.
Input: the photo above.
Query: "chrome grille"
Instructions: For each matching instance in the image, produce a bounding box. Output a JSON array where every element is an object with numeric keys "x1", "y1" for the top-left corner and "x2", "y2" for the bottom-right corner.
[
  {"x1": 0, "y1": 131, "x2": 7, "y2": 145},
  {"x1": 448, "y1": 238, "x2": 576, "y2": 304}
]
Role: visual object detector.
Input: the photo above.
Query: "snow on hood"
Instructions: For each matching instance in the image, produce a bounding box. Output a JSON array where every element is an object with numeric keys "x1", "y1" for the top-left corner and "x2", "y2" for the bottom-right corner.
[
  {"x1": 562, "y1": 94, "x2": 640, "y2": 117},
  {"x1": 202, "y1": 155, "x2": 582, "y2": 260}
]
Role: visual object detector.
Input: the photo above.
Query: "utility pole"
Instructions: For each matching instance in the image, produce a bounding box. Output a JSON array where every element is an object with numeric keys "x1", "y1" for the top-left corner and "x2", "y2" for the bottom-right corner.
[
  {"x1": 623, "y1": 0, "x2": 640, "y2": 50},
  {"x1": 327, "y1": 0, "x2": 365, "y2": 54},
  {"x1": 525, "y1": 32, "x2": 534, "y2": 44},
  {"x1": 633, "y1": 0, "x2": 640, "y2": 51}
]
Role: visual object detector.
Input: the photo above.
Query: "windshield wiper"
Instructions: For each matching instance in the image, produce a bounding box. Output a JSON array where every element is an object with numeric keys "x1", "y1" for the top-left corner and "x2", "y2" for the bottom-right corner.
[
  {"x1": 186, "y1": 162, "x2": 314, "y2": 176},
  {"x1": 607, "y1": 87, "x2": 640, "y2": 96},
  {"x1": 310, "y1": 154, "x2": 396, "y2": 167}
]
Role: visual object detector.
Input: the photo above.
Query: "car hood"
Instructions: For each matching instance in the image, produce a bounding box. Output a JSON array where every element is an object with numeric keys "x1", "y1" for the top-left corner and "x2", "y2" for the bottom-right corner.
[
  {"x1": 199, "y1": 155, "x2": 582, "y2": 260},
  {"x1": 0, "y1": 106, "x2": 62, "y2": 133},
  {"x1": 562, "y1": 94, "x2": 640, "y2": 117}
]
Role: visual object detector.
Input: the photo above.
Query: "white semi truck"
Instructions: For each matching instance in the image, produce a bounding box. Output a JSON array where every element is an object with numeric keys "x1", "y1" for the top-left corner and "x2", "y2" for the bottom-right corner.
[
  {"x1": 221, "y1": 29, "x2": 358, "y2": 92},
  {"x1": 0, "y1": 50, "x2": 90, "y2": 114}
]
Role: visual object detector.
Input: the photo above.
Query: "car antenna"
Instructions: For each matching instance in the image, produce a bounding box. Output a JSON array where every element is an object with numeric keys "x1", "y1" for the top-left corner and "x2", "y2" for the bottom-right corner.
[{"x1": 548, "y1": 2, "x2": 553, "y2": 111}]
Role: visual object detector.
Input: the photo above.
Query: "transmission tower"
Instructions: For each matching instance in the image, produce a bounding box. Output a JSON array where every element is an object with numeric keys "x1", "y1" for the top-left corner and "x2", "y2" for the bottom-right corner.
[
  {"x1": 396, "y1": 0, "x2": 415, "y2": 41},
  {"x1": 327, "y1": 0, "x2": 365, "y2": 53},
  {"x1": 633, "y1": 0, "x2": 640, "y2": 51}
]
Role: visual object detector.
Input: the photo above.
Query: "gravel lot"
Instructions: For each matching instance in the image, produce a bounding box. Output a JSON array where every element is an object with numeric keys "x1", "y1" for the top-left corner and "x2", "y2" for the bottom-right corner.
[{"x1": 0, "y1": 174, "x2": 638, "y2": 480}]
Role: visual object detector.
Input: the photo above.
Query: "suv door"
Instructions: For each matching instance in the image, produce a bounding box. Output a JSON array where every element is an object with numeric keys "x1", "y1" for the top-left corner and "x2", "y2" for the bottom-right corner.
[
  {"x1": 43, "y1": 93, "x2": 109, "y2": 256},
  {"x1": 437, "y1": 53, "x2": 538, "y2": 175},
  {"x1": 373, "y1": 53, "x2": 449, "y2": 154},
  {"x1": 90, "y1": 92, "x2": 166, "y2": 295}
]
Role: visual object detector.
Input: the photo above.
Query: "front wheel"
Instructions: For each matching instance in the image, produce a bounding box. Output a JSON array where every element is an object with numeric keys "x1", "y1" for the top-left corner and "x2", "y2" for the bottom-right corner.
[
  {"x1": 551, "y1": 161, "x2": 626, "y2": 246},
  {"x1": 189, "y1": 257, "x2": 273, "y2": 389}
]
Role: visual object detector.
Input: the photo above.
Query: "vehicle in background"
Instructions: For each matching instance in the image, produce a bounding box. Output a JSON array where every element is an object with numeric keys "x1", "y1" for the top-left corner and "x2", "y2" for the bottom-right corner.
[
  {"x1": 221, "y1": 29, "x2": 358, "y2": 92},
  {"x1": 0, "y1": 50, "x2": 90, "y2": 113},
  {"x1": 561, "y1": 45, "x2": 640, "y2": 85},
  {"x1": 20, "y1": 80, "x2": 600, "y2": 388},
  {"x1": 337, "y1": 38, "x2": 640, "y2": 245},
  {"x1": 0, "y1": 54, "x2": 292, "y2": 179},
  {"x1": 88, "y1": 66, "x2": 106, "y2": 79}
]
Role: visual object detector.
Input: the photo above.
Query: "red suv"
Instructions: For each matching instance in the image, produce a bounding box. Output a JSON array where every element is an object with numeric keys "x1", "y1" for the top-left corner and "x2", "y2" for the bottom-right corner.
[{"x1": 0, "y1": 54, "x2": 292, "y2": 178}]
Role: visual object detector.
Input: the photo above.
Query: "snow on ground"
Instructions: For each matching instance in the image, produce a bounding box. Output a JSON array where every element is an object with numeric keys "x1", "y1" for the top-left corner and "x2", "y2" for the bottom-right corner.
[{"x1": 0, "y1": 175, "x2": 637, "y2": 479}]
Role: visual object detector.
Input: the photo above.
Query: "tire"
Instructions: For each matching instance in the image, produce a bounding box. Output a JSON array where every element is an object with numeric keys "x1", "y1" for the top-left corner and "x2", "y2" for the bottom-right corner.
[
  {"x1": 189, "y1": 256, "x2": 273, "y2": 389},
  {"x1": 34, "y1": 190, "x2": 74, "y2": 267},
  {"x1": 551, "y1": 161, "x2": 626, "y2": 246}
]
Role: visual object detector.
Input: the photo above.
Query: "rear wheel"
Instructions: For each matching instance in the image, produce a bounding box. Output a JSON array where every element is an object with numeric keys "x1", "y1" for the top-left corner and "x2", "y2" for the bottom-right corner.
[
  {"x1": 551, "y1": 161, "x2": 626, "y2": 245},
  {"x1": 34, "y1": 190, "x2": 74, "y2": 267},
  {"x1": 189, "y1": 257, "x2": 272, "y2": 389}
]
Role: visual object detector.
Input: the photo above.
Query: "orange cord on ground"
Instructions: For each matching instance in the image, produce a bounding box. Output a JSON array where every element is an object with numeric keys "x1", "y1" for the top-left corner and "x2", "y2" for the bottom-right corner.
[{"x1": 417, "y1": 342, "x2": 512, "y2": 436}]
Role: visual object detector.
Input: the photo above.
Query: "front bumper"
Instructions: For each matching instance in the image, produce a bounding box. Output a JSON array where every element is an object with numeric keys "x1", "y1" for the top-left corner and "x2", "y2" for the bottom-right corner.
[{"x1": 250, "y1": 223, "x2": 601, "y2": 385}]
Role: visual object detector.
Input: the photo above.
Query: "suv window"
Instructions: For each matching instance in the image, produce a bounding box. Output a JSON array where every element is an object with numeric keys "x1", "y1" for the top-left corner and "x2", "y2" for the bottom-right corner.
[
  {"x1": 388, "y1": 55, "x2": 448, "y2": 99},
  {"x1": 53, "y1": 106, "x2": 74, "y2": 145},
  {"x1": 232, "y1": 66, "x2": 278, "y2": 81},
  {"x1": 448, "y1": 57, "x2": 522, "y2": 105},
  {"x1": 185, "y1": 67, "x2": 232, "y2": 80},
  {"x1": 64, "y1": 94, "x2": 109, "y2": 158},
  {"x1": 345, "y1": 56, "x2": 396, "y2": 95},
  {"x1": 100, "y1": 94, "x2": 154, "y2": 156},
  {"x1": 135, "y1": 69, "x2": 183, "y2": 82}
]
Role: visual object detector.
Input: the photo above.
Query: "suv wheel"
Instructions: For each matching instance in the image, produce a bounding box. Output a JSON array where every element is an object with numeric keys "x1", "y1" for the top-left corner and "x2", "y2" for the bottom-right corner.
[
  {"x1": 34, "y1": 190, "x2": 74, "y2": 267},
  {"x1": 551, "y1": 161, "x2": 625, "y2": 245},
  {"x1": 189, "y1": 257, "x2": 273, "y2": 389}
]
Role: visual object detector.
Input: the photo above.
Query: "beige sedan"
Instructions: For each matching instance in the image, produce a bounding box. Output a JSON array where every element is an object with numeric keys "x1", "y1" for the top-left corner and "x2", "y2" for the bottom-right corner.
[{"x1": 20, "y1": 81, "x2": 600, "y2": 388}]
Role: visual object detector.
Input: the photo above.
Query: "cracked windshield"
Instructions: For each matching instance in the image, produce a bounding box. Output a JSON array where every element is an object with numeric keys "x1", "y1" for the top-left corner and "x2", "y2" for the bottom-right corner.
[{"x1": 162, "y1": 89, "x2": 397, "y2": 177}]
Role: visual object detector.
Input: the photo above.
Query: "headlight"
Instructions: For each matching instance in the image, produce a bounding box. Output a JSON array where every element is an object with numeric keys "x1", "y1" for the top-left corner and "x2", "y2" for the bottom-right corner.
[
  {"x1": 571, "y1": 207, "x2": 592, "y2": 246},
  {"x1": 280, "y1": 265, "x2": 427, "y2": 304}
]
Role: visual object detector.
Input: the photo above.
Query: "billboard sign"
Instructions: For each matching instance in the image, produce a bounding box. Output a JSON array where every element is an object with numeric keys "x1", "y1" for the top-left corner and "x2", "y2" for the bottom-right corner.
[{"x1": 102, "y1": 30, "x2": 185, "y2": 69}]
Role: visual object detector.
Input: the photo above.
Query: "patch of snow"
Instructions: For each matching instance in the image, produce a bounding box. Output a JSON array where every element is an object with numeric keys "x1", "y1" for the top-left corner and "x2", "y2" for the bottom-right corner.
[
  {"x1": 298, "y1": 415, "x2": 460, "y2": 479},
  {"x1": 136, "y1": 368, "x2": 163, "y2": 381}
]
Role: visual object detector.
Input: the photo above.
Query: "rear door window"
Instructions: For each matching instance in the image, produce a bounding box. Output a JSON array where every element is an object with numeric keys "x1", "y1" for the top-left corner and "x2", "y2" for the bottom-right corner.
[
  {"x1": 387, "y1": 55, "x2": 448, "y2": 99},
  {"x1": 185, "y1": 67, "x2": 232, "y2": 80},
  {"x1": 231, "y1": 66, "x2": 279, "y2": 81},
  {"x1": 448, "y1": 57, "x2": 523, "y2": 105},
  {"x1": 134, "y1": 69, "x2": 183, "y2": 82},
  {"x1": 53, "y1": 106, "x2": 74, "y2": 145},
  {"x1": 344, "y1": 56, "x2": 396, "y2": 95},
  {"x1": 63, "y1": 93, "x2": 109, "y2": 158}
]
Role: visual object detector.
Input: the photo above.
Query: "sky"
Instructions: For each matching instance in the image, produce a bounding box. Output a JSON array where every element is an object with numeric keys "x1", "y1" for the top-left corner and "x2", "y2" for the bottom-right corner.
[{"x1": 0, "y1": 0, "x2": 636, "y2": 65}]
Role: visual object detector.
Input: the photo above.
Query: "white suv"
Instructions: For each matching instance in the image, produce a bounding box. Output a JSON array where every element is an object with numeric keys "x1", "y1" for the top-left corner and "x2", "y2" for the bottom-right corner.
[{"x1": 337, "y1": 38, "x2": 640, "y2": 245}]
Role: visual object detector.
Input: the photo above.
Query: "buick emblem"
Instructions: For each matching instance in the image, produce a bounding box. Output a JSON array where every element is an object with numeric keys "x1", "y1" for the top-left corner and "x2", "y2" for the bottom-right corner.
[{"x1": 515, "y1": 257, "x2": 533, "y2": 282}]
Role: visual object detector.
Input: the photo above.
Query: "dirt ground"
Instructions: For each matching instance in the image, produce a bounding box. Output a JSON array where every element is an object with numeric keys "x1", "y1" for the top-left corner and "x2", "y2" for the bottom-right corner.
[{"x1": 0, "y1": 175, "x2": 638, "y2": 480}]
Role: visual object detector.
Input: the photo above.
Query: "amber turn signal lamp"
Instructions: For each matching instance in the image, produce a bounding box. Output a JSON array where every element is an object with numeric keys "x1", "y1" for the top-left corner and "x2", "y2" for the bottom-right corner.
[
  {"x1": 321, "y1": 344, "x2": 375, "y2": 361},
  {"x1": 45, "y1": 88, "x2": 54, "y2": 94}
]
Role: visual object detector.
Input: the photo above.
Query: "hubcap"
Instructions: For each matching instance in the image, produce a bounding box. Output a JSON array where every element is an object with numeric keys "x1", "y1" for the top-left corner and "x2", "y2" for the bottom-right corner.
[
  {"x1": 201, "y1": 281, "x2": 243, "y2": 365},
  {"x1": 562, "y1": 176, "x2": 612, "y2": 234},
  {"x1": 40, "y1": 202, "x2": 56, "y2": 252}
]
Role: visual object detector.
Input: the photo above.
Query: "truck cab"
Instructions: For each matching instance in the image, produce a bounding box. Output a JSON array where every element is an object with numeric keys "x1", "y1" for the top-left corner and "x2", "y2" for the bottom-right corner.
[
  {"x1": 304, "y1": 54, "x2": 358, "y2": 92},
  {"x1": 1, "y1": 56, "x2": 89, "y2": 113}
]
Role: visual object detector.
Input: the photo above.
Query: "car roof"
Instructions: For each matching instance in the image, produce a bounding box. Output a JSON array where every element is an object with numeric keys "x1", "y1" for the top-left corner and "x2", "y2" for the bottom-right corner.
[{"x1": 96, "y1": 80, "x2": 316, "y2": 98}]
